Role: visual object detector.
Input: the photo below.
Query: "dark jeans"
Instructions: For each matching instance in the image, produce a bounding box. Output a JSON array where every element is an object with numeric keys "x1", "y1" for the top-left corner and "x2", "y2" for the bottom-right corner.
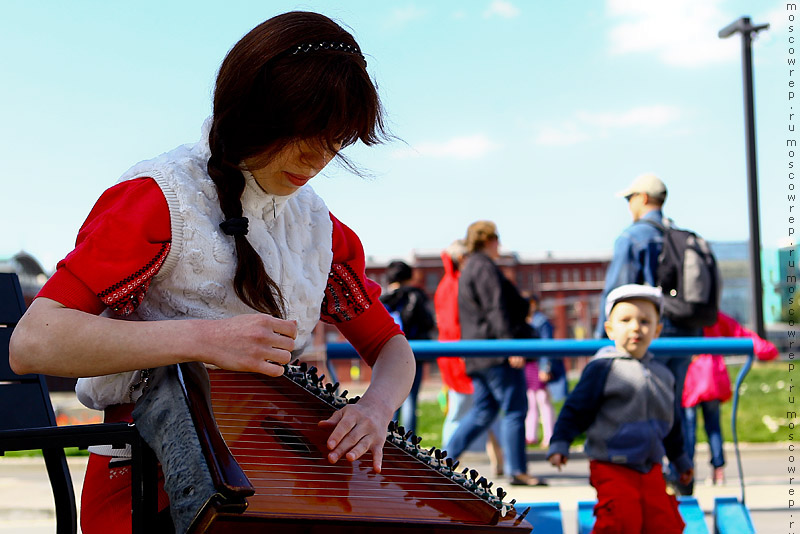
[
  {"x1": 685, "y1": 400, "x2": 725, "y2": 469},
  {"x1": 660, "y1": 322, "x2": 702, "y2": 493},
  {"x1": 663, "y1": 355, "x2": 692, "y2": 492},
  {"x1": 444, "y1": 362, "x2": 528, "y2": 476},
  {"x1": 663, "y1": 355, "x2": 692, "y2": 445},
  {"x1": 394, "y1": 361, "x2": 424, "y2": 433}
]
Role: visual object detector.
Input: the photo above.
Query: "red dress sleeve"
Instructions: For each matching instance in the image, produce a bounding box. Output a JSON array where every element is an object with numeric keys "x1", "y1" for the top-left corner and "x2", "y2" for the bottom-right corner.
[
  {"x1": 321, "y1": 213, "x2": 402, "y2": 366},
  {"x1": 37, "y1": 178, "x2": 171, "y2": 316}
]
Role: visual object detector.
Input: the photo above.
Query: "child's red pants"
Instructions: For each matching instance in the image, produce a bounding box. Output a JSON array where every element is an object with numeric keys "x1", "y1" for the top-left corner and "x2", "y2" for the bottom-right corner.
[{"x1": 589, "y1": 461, "x2": 685, "y2": 534}]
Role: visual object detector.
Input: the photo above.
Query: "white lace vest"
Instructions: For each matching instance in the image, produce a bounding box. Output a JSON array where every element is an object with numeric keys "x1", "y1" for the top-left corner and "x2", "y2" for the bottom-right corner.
[{"x1": 76, "y1": 131, "x2": 333, "y2": 410}]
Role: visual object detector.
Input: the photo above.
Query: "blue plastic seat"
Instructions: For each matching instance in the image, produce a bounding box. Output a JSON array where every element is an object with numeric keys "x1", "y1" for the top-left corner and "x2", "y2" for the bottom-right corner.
[
  {"x1": 0, "y1": 272, "x2": 158, "y2": 534},
  {"x1": 576, "y1": 496, "x2": 710, "y2": 534},
  {"x1": 513, "y1": 501, "x2": 564, "y2": 533},
  {"x1": 714, "y1": 496, "x2": 756, "y2": 534}
]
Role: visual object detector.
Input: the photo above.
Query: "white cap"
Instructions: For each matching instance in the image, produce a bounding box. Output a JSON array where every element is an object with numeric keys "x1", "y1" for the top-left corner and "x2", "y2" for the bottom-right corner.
[
  {"x1": 605, "y1": 284, "x2": 664, "y2": 319},
  {"x1": 615, "y1": 173, "x2": 667, "y2": 202}
]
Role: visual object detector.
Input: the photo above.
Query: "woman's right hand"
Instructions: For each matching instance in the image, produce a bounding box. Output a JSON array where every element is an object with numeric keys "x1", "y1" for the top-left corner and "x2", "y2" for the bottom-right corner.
[{"x1": 198, "y1": 314, "x2": 297, "y2": 376}]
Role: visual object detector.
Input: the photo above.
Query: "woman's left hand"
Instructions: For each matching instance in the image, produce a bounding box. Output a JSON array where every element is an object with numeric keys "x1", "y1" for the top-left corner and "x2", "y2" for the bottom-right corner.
[
  {"x1": 318, "y1": 398, "x2": 394, "y2": 473},
  {"x1": 317, "y1": 334, "x2": 415, "y2": 474}
]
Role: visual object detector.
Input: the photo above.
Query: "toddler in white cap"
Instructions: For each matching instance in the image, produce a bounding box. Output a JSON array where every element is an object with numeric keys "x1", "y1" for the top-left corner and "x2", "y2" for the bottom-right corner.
[{"x1": 547, "y1": 283, "x2": 693, "y2": 533}]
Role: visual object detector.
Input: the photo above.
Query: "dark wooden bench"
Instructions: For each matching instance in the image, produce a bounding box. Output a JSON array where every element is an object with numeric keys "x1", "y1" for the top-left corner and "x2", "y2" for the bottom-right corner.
[{"x1": 0, "y1": 272, "x2": 158, "y2": 534}]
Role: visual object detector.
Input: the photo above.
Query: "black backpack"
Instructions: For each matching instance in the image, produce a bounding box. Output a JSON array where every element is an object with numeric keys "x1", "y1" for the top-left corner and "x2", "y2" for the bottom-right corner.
[
  {"x1": 642, "y1": 218, "x2": 721, "y2": 329},
  {"x1": 380, "y1": 287, "x2": 435, "y2": 340}
]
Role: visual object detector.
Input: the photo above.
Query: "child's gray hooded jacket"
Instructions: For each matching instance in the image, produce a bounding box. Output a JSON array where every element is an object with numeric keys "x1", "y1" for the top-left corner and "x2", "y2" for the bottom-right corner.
[{"x1": 547, "y1": 346, "x2": 692, "y2": 474}]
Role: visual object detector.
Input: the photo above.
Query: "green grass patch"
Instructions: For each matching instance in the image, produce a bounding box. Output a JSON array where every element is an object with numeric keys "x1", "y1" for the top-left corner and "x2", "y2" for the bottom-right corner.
[
  {"x1": 3, "y1": 447, "x2": 89, "y2": 458},
  {"x1": 716, "y1": 360, "x2": 792, "y2": 443}
]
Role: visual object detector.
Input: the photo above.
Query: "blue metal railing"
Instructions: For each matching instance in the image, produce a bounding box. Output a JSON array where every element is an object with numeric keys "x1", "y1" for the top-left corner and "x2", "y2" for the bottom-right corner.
[
  {"x1": 327, "y1": 337, "x2": 756, "y2": 503},
  {"x1": 328, "y1": 337, "x2": 755, "y2": 359}
]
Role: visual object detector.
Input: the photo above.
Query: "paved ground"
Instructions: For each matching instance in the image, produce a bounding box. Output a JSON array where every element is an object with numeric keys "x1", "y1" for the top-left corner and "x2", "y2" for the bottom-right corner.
[
  {"x1": 0, "y1": 443, "x2": 788, "y2": 533},
  {"x1": 0, "y1": 391, "x2": 790, "y2": 533}
]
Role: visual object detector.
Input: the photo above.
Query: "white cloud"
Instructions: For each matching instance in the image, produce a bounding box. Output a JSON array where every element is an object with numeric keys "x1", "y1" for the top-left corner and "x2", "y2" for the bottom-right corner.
[
  {"x1": 606, "y1": 0, "x2": 739, "y2": 67},
  {"x1": 385, "y1": 5, "x2": 428, "y2": 28},
  {"x1": 576, "y1": 105, "x2": 681, "y2": 128},
  {"x1": 483, "y1": 0, "x2": 521, "y2": 19},
  {"x1": 392, "y1": 134, "x2": 497, "y2": 159},
  {"x1": 533, "y1": 105, "x2": 682, "y2": 147},
  {"x1": 754, "y1": 7, "x2": 787, "y2": 47}
]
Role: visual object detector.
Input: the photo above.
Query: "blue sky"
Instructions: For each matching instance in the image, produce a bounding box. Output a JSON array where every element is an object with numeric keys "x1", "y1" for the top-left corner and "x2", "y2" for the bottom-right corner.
[{"x1": 0, "y1": 0, "x2": 788, "y2": 271}]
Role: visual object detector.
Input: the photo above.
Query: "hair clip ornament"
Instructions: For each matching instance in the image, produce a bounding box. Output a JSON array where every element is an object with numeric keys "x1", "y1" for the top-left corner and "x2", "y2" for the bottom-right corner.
[{"x1": 291, "y1": 41, "x2": 365, "y2": 64}]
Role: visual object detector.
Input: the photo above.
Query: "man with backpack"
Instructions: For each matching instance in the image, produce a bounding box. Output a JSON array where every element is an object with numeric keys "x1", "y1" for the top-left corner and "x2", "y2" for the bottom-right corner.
[{"x1": 595, "y1": 173, "x2": 720, "y2": 496}]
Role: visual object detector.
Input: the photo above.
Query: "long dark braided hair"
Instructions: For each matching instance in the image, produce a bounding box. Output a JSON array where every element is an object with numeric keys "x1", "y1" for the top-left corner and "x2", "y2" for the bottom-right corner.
[{"x1": 207, "y1": 11, "x2": 387, "y2": 316}]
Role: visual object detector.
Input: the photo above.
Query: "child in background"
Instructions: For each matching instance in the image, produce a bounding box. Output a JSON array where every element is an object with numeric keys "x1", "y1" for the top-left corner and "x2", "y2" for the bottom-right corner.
[
  {"x1": 683, "y1": 311, "x2": 779, "y2": 486},
  {"x1": 523, "y1": 295, "x2": 560, "y2": 448},
  {"x1": 380, "y1": 260, "x2": 435, "y2": 434},
  {"x1": 547, "y1": 284, "x2": 693, "y2": 533}
]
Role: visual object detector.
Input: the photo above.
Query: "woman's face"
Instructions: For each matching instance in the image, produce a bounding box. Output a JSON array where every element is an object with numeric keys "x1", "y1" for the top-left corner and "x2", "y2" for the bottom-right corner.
[
  {"x1": 246, "y1": 140, "x2": 340, "y2": 196},
  {"x1": 485, "y1": 234, "x2": 500, "y2": 259}
]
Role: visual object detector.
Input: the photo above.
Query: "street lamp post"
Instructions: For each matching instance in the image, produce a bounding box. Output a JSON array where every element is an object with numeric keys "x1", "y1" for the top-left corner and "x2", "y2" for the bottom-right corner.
[{"x1": 718, "y1": 17, "x2": 769, "y2": 339}]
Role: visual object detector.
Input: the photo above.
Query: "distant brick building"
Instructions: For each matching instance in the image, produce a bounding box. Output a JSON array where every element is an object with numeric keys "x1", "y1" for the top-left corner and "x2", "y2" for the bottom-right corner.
[
  {"x1": 8, "y1": 243, "x2": 773, "y2": 387},
  {"x1": 365, "y1": 250, "x2": 611, "y2": 341}
]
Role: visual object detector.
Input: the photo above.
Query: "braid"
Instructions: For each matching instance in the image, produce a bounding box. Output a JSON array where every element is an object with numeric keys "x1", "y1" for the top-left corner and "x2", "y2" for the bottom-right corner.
[{"x1": 207, "y1": 126, "x2": 286, "y2": 318}]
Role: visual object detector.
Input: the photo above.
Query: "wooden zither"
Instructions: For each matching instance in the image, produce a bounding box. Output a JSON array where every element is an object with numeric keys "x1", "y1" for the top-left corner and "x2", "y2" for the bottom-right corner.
[{"x1": 179, "y1": 361, "x2": 532, "y2": 533}]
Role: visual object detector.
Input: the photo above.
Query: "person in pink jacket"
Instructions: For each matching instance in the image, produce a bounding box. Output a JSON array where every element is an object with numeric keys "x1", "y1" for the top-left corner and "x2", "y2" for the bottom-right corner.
[{"x1": 683, "y1": 312, "x2": 778, "y2": 487}]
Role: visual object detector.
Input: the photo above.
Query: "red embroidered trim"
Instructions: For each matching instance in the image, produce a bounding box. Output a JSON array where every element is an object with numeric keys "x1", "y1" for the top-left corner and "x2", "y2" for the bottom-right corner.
[
  {"x1": 321, "y1": 263, "x2": 372, "y2": 323},
  {"x1": 99, "y1": 242, "x2": 171, "y2": 316}
]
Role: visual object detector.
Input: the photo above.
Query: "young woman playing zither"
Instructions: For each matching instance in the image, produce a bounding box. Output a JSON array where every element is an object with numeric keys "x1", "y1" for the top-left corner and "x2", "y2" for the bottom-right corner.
[{"x1": 9, "y1": 11, "x2": 415, "y2": 533}]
